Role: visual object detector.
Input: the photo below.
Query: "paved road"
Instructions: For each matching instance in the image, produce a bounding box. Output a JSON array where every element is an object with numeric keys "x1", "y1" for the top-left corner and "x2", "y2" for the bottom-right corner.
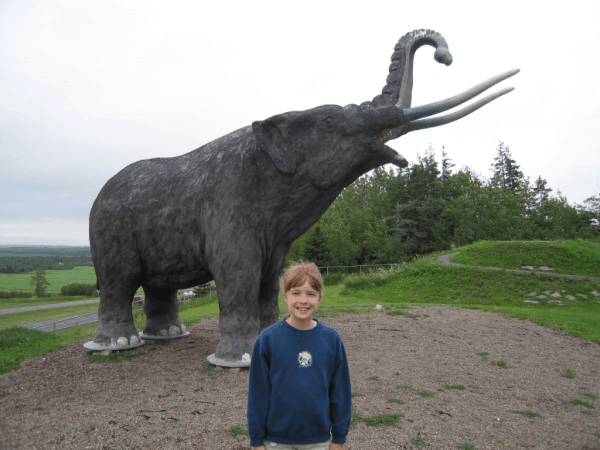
[
  {"x1": 0, "y1": 298, "x2": 100, "y2": 315},
  {"x1": 1, "y1": 299, "x2": 100, "y2": 332},
  {"x1": 4, "y1": 296, "x2": 145, "y2": 332},
  {"x1": 21, "y1": 311, "x2": 99, "y2": 332}
]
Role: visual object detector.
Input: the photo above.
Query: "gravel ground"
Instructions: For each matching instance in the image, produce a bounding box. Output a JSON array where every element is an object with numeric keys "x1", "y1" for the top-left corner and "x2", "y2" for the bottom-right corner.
[{"x1": 1, "y1": 306, "x2": 600, "y2": 449}]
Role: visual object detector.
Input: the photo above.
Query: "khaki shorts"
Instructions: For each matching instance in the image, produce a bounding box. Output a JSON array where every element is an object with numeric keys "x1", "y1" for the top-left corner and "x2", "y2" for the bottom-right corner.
[{"x1": 263, "y1": 438, "x2": 332, "y2": 450}]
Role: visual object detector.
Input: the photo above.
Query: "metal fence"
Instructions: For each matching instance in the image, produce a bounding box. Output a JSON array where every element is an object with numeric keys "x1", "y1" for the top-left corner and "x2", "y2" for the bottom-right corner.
[
  {"x1": 26, "y1": 311, "x2": 99, "y2": 333},
  {"x1": 318, "y1": 264, "x2": 397, "y2": 275}
]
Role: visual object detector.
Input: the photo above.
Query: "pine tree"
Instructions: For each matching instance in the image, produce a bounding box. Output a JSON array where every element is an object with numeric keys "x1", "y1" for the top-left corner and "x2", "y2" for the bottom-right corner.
[
  {"x1": 304, "y1": 226, "x2": 330, "y2": 267},
  {"x1": 440, "y1": 147, "x2": 455, "y2": 182},
  {"x1": 491, "y1": 142, "x2": 524, "y2": 191},
  {"x1": 533, "y1": 175, "x2": 552, "y2": 208}
]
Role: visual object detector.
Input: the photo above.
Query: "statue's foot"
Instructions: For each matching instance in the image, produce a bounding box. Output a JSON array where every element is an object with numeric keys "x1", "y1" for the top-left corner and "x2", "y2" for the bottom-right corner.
[
  {"x1": 208, "y1": 334, "x2": 256, "y2": 367},
  {"x1": 141, "y1": 322, "x2": 189, "y2": 340},
  {"x1": 84, "y1": 323, "x2": 143, "y2": 351}
]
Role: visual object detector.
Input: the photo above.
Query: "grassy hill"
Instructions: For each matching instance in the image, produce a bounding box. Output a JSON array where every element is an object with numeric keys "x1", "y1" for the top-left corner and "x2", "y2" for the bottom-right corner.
[
  {"x1": 334, "y1": 240, "x2": 600, "y2": 343},
  {"x1": 448, "y1": 240, "x2": 600, "y2": 277}
]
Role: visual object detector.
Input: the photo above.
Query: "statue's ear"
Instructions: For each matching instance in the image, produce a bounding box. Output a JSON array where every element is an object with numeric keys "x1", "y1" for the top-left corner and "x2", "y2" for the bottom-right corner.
[{"x1": 252, "y1": 118, "x2": 296, "y2": 174}]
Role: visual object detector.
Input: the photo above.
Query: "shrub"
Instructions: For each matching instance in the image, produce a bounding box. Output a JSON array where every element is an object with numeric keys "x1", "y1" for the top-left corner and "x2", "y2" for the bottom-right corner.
[
  {"x1": 322, "y1": 271, "x2": 346, "y2": 286},
  {"x1": 0, "y1": 289, "x2": 33, "y2": 299},
  {"x1": 60, "y1": 282, "x2": 97, "y2": 297},
  {"x1": 340, "y1": 263, "x2": 410, "y2": 291}
]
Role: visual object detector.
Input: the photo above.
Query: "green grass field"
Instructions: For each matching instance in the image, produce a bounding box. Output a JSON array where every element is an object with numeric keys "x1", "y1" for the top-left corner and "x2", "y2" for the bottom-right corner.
[
  {"x1": 1, "y1": 239, "x2": 599, "y2": 375},
  {"x1": 0, "y1": 266, "x2": 148, "y2": 295},
  {"x1": 0, "y1": 266, "x2": 97, "y2": 293}
]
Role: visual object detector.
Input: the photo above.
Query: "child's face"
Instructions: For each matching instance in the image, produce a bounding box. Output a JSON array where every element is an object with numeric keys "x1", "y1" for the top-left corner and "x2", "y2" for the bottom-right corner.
[{"x1": 284, "y1": 280, "x2": 322, "y2": 328}]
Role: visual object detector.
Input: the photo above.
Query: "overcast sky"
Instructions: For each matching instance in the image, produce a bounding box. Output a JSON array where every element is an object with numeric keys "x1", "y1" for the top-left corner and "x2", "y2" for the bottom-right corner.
[{"x1": 1, "y1": 0, "x2": 599, "y2": 246}]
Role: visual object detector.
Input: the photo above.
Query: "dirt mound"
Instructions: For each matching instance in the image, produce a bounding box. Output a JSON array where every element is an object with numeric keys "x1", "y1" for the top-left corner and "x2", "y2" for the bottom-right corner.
[{"x1": 1, "y1": 307, "x2": 599, "y2": 449}]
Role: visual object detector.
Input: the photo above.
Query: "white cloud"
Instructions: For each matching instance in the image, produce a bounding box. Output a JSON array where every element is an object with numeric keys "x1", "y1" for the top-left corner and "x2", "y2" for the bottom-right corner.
[{"x1": 0, "y1": 218, "x2": 89, "y2": 246}]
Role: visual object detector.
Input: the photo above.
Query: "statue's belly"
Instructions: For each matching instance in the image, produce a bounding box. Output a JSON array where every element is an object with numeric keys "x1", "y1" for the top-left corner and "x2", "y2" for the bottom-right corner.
[{"x1": 133, "y1": 212, "x2": 211, "y2": 289}]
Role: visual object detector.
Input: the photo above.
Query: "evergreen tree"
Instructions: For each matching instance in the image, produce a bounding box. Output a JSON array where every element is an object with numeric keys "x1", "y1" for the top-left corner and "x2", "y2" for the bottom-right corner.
[
  {"x1": 440, "y1": 147, "x2": 455, "y2": 182},
  {"x1": 304, "y1": 226, "x2": 330, "y2": 267},
  {"x1": 386, "y1": 200, "x2": 427, "y2": 245},
  {"x1": 385, "y1": 148, "x2": 432, "y2": 254},
  {"x1": 490, "y1": 141, "x2": 524, "y2": 191},
  {"x1": 533, "y1": 176, "x2": 552, "y2": 208}
]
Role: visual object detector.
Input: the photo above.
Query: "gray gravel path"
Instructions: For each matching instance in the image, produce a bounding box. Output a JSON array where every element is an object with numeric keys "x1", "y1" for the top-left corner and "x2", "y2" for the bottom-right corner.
[{"x1": 437, "y1": 252, "x2": 600, "y2": 282}]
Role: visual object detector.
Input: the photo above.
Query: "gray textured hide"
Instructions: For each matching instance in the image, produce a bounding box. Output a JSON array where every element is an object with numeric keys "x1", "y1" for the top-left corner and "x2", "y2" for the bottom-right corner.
[
  {"x1": 88, "y1": 29, "x2": 518, "y2": 364},
  {"x1": 90, "y1": 105, "x2": 405, "y2": 360}
]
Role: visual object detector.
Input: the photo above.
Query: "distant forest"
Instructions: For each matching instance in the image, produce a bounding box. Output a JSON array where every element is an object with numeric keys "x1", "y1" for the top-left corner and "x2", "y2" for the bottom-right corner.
[
  {"x1": 0, "y1": 247, "x2": 91, "y2": 257},
  {"x1": 0, "y1": 256, "x2": 93, "y2": 274},
  {"x1": 0, "y1": 246, "x2": 92, "y2": 274}
]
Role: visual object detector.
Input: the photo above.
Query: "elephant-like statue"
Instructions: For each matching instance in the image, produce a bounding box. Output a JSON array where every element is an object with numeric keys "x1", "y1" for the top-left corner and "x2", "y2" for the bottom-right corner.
[{"x1": 85, "y1": 29, "x2": 518, "y2": 365}]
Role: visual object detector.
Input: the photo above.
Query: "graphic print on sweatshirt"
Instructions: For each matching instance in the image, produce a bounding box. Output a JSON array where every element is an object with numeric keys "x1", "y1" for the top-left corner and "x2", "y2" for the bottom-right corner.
[{"x1": 297, "y1": 350, "x2": 313, "y2": 368}]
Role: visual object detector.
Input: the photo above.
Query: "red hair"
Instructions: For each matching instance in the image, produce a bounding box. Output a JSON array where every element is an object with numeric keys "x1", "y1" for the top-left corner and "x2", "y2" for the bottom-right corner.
[{"x1": 282, "y1": 262, "x2": 323, "y2": 294}]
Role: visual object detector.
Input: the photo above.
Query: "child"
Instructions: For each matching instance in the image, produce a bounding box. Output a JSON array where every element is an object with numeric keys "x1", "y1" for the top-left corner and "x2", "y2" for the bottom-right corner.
[{"x1": 247, "y1": 263, "x2": 352, "y2": 450}]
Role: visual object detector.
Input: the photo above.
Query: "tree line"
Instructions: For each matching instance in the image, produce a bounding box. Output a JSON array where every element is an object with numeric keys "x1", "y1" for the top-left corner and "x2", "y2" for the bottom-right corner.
[
  {"x1": 0, "y1": 256, "x2": 93, "y2": 274},
  {"x1": 288, "y1": 142, "x2": 600, "y2": 266}
]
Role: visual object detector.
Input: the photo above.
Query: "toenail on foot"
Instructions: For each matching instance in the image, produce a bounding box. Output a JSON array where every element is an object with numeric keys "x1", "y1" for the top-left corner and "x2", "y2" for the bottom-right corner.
[
  {"x1": 169, "y1": 326, "x2": 181, "y2": 336},
  {"x1": 116, "y1": 337, "x2": 128, "y2": 346}
]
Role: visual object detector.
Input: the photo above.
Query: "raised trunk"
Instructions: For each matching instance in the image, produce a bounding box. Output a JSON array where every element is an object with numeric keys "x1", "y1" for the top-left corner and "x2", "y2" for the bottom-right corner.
[{"x1": 371, "y1": 29, "x2": 452, "y2": 109}]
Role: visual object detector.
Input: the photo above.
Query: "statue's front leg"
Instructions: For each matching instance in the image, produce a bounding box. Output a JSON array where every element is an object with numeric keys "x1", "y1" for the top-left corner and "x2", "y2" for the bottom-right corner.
[
  {"x1": 207, "y1": 256, "x2": 262, "y2": 367},
  {"x1": 258, "y1": 271, "x2": 283, "y2": 332}
]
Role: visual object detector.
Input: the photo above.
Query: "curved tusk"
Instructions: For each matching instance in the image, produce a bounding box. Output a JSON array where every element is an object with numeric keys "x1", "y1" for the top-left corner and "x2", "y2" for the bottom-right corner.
[
  {"x1": 401, "y1": 69, "x2": 520, "y2": 122},
  {"x1": 401, "y1": 86, "x2": 515, "y2": 135}
]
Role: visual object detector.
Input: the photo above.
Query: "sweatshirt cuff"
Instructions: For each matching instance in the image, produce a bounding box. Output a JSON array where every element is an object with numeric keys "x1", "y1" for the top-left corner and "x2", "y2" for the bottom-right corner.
[
  {"x1": 332, "y1": 434, "x2": 347, "y2": 444},
  {"x1": 250, "y1": 436, "x2": 265, "y2": 446}
]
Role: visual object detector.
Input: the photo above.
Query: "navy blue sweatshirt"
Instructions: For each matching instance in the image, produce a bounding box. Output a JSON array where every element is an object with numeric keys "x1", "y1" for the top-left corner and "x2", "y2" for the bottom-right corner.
[{"x1": 247, "y1": 319, "x2": 352, "y2": 447}]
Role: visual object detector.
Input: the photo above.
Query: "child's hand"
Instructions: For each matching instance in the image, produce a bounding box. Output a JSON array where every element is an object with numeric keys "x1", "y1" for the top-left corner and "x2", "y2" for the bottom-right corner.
[{"x1": 330, "y1": 443, "x2": 345, "y2": 450}]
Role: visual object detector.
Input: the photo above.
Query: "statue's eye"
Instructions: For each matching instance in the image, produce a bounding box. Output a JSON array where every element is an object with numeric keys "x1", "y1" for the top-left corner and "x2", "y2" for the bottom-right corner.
[{"x1": 324, "y1": 117, "x2": 335, "y2": 128}]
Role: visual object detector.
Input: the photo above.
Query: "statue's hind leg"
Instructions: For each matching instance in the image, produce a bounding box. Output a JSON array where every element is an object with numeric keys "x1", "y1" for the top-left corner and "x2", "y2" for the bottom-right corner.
[
  {"x1": 84, "y1": 271, "x2": 142, "y2": 351},
  {"x1": 141, "y1": 287, "x2": 189, "y2": 339}
]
